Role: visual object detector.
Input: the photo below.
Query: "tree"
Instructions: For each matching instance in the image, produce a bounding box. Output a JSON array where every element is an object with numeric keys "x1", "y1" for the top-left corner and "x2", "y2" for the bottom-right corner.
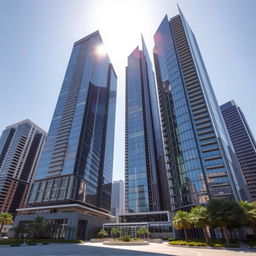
[
  {"x1": 190, "y1": 206, "x2": 211, "y2": 244},
  {"x1": 172, "y1": 210, "x2": 192, "y2": 241},
  {"x1": 248, "y1": 209, "x2": 256, "y2": 226},
  {"x1": 136, "y1": 227, "x2": 149, "y2": 239},
  {"x1": 0, "y1": 212, "x2": 13, "y2": 234},
  {"x1": 240, "y1": 200, "x2": 254, "y2": 211},
  {"x1": 97, "y1": 228, "x2": 108, "y2": 238},
  {"x1": 207, "y1": 199, "x2": 247, "y2": 244},
  {"x1": 31, "y1": 216, "x2": 48, "y2": 239},
  {"x1": 12, "y1": 226, "x2": 25, "y2": 239},
  {"x1": 110, "y1": 227, "x2": 120, "y2": 239},
  {"x1": 240, "y1": 201, "x2": 256, "y2": 226}
]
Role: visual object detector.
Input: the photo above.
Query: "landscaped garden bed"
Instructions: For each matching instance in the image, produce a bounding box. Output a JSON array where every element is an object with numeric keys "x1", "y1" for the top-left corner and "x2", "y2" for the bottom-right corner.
[
  {"x1": 168, "y1": 239, "x2": 240, "y2": 248},
  {"x1": 170, "y1": 199, "x2": 256, "y2": 249},
  {"x1": 90, "y1": 238, "x2": 113, "y2": 243},
  {"x1": 93, "y1": 227, "x2": 150, "y2": 245},
  {"x1": 103, "y1": 240, "x2": 149, "y2": 246}
]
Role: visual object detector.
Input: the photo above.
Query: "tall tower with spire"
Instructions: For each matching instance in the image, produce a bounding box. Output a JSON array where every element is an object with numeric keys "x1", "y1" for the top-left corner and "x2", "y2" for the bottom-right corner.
[
  {"x1": 125, "y1": 37, "x2": 169, "y2": 213},
  {"x1": 153, "y1": 8, "x2": 250, "y2": 211}
]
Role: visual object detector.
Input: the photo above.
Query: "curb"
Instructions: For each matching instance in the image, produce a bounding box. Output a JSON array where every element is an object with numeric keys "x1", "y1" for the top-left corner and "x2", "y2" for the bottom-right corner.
[
  {"x1": 103, "y1": 241, "x2": 149, "y2": 246},
  {"x1": 167, "y1": 244, "x2": 243, "y2": 250}
]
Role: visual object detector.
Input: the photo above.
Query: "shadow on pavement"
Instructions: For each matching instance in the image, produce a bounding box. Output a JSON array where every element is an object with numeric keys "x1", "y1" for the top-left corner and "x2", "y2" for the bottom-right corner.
[
  {"x1": 0, "y1": 243, "x2": 175, "y2": 256},
  {"x1": 2, "y1": 243, "x2": 256, "y2": 256}
]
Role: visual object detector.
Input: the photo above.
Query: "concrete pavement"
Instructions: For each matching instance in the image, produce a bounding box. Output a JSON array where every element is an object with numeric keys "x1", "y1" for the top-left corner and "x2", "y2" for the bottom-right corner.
[{"x1": 0, "y1": 242, "x2": 256, "y2": 256}]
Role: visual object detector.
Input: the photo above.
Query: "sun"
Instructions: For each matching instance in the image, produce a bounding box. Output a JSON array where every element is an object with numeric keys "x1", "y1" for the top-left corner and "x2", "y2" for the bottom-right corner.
[
  {"x1": 88, "y1": 0, "x2": 153, "y2": 64},
  {"x1": 96, "y1": 44, "x2": 106, "y2": 56}
]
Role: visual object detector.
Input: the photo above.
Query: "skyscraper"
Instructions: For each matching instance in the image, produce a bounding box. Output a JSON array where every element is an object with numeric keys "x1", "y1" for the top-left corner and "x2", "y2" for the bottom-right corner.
[
  {"x1": 103, "y1": 41, "x2": 172, "y2": 237},
  {"x1": 0, "y1": 119, "x2": 46, "y2": 215},
  {"x1": 125, "y1": 37, "x2": 169, "y2": 213},
  {"x1": 111, "y1": 180, "x2": 125, "y2": 216},
  {"x1": 13, "y1": 31, "x2": 117, "y2": 240},
  {"x1": 221, "y1": 100, "x2": 256, "y2": 201},
  {"x1": 153, "y1": 8, "x2": 250, "y2": 211}
]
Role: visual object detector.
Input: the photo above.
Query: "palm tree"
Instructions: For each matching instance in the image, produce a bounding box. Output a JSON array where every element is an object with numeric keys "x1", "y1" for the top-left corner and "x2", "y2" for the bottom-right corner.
[
  {"x1": 0, "y1": 212, "x2": 13, "y2": 234},
  {"x1": 190, "y1": 206, "x2": 211, "y2": 244},
  {"x1": 20, "y1": 216, "x2": 48, "y2": 239},
  {"x1": 31, "y1": 216, "x2": 48, "y2": 239},
  {"x1": 240, "y1": 201, "x2": 256, "y2": 225},
  {"x1": 240, "y1": 200, "x2": 256, "y2": 237},
  {"x1": 240, "y1": 200, "x2": 254, "y2": 211},
  {"x1": 97, "y1": 228, "x2": 108, "y2": 238},
  {"x1": 172, "y1": 210, "x2": 192, "y2": 241},
  {"x1": 136, "y1": 227, "x2": 149, "y2": 239},
  {"x1": 207, "y1": 199, "x2": 247, "y2": 245},
  {"x1": 11, "y1": 226, "x2": 24, "y2": 238},
  {"x1": 110, "y1": 227, "x2": 120, "y2": 239}
]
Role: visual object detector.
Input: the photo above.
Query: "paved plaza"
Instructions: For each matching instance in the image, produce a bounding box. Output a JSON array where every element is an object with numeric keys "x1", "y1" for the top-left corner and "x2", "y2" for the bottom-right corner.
[{"x1": 1, "y1": 242, "x2": 256, "y2": 256}]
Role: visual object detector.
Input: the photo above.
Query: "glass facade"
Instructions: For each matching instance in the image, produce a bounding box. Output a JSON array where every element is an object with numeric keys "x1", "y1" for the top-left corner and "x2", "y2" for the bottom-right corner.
[
  {"x1": 104, "y1": 211, "x2": 172, "y2": 239},
  {"x1": 17, "y1": 219, "x2": 68, "y2": 239},
  {"x1": 27, "y1": 31, "x2": 117, "y2": 212},
  {"x1": 153, "y1": 11, "x2": 248, "y2": 210},
  {"x1": 119, "y1": 212, "x2": 169, "y2": 223},
  {"x1": 125, "y1": 39, "x2": 168, "y2": 213},
  {"x1": 111, "y1": 180, "x2": 125, "y2": 216},
  {"x1": 221, "y1": 101, "x2": 255, "y2": 200}
]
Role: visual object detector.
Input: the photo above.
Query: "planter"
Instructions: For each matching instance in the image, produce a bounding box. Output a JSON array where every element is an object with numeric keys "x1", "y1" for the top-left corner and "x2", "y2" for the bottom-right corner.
[
  {"x1": 90, "y1": 238, "x2": 112, "y2": 243},
  {"x1": 103, "y1": 241, "x2": 149, "y2": 246},
  {"x1": 168, "y1": 244, "x2": 240, "y2": 249},
  {"x1": 168, "y1": 244, "x2": 209, "y2": 248},
  {"x1": 147, "y1": 239, "x2": 163, "y2": 243}
]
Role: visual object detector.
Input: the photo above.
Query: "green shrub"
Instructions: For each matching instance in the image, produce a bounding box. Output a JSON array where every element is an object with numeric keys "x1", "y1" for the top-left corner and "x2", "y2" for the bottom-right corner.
[
  {"x1": 187, "y1": 241, "x2": 206, "y2": 246},
  {"x1": 209, "y1": 242, "x2": 223, "y2": 247},
  {"x1": 169, "y1": 238, "x2": 239, "y2": 248},
  {"x1": 132, "y1": 237, "x2": 141, "y2": 241},
  {"x1": 0, "y1": 239, "x2": 23, "y2": 245},
  {"x1": 208, "y1": 242, "x2": 240, "y2": 248},
  {"x1": 169, "y1": 240, "x2": 188, "y2": 246},
  {"x1": 226, "y1": 243, "x2": 240, "y2": 248},
  {"x1": 119, "y1": 235, "x2": 131, "y2": 242},
  {"x1": 169, "y1": 240, "x2": 206, "y2": 246},
  {"x1": 97, "y1": 228, "x2": 108, "y2": 238},
  {"x1": 0, "y1": 241, "x2": 22, "y2": 246}
]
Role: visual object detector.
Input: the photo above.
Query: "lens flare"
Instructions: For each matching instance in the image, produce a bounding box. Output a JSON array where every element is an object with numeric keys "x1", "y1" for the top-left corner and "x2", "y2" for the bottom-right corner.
[{"x1": 96, "y1": 45, "x2": 106, "y2": 56}]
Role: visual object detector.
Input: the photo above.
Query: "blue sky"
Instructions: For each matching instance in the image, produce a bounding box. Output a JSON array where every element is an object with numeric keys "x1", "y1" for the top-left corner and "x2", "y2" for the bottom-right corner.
[{"x1": 0, "y1": 0, "x2": 255, "y2": 181}]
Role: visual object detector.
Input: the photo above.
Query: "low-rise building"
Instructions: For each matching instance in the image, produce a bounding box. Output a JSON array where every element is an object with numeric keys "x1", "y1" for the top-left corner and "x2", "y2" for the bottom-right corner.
[{"x1": 104, "y1": 211, "x2": 172, "y2": 239}]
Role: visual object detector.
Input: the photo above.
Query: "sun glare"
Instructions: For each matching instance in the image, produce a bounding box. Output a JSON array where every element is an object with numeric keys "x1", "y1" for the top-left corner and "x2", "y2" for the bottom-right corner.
[
  {"x1": 88, "y1": 0, "x2": 153, "y2": 66},
  {"x1": 96, "y1": 44, "x2": 106, "y2": 56}
]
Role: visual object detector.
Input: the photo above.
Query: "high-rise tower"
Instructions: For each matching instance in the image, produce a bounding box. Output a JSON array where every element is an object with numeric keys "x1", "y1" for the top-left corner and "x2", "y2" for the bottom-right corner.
[
  {"x1": 13, "y1": 31, "x2": 117, "y2": 240},
  {"x1": 221, "y1": 101, "x2": 256, "y2": 201},
  {"x1": 0, "y1": 119, "x2": 46, "y2": 215},
  {"x1": 153, "y1": 9, "x2": 249, "y2": 211},
  {"x1": 125, "y1": 37, "x2": 169, "y2": 213},
  {"x1": 111, "y1": 180, "x2": 125, "y2": 216}
]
